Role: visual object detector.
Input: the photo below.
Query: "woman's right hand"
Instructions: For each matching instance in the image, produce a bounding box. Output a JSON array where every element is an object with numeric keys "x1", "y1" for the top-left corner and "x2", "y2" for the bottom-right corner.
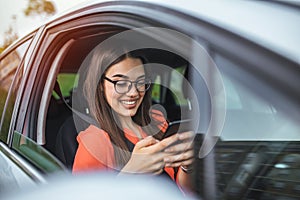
[{"x1": 120, "y1": 135, "x2": 177, "y2": 175}]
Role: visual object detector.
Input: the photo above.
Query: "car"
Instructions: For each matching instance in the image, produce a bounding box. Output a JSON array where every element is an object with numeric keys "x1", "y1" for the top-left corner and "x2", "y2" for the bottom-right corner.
[{"x1": 0, "y1": 0, "x2": 300, "y2": 199}]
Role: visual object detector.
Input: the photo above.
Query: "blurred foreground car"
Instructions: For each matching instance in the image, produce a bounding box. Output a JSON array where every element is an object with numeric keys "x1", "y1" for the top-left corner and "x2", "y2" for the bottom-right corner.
[
  {"x1": 4, "y1": 172, "x2": 191, "y2": 200},
  {"x1": 0, "y1": 0, "x2": 299, "y2": 199}
]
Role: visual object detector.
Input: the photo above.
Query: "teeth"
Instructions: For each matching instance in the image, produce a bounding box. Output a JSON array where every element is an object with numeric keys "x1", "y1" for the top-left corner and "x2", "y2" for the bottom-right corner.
[{"x1": 122, "y1": 100, "x2": 136, "y2": 105}]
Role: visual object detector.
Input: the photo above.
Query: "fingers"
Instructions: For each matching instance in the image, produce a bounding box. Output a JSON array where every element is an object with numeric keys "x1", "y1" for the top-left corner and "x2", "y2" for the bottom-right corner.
[
  {"x1": 136, "y1": 131, "x2": 194, "y2": 152},
  {"x1": 162, "y1": 131, "x2": 195, "y2": 168},
  {"x1": 164, "y1": 149, "x2": 194, "y2": 168},
  {"x1": 144, "y1": 134, "x2": 179, "y2": 153},
  {"x1": 129, "y1": 136, "x2": 167, "y2": 174},
  {"x1": 177, "y1": 131, "x2": 195, "y2": 142},
  {"x1": 161, "y1": 131, "x2": 194, "y2": 147},
  {"x1": 135, "y1": 136, "x2": 158, "y2": 149},
  {"x1": 164, "y1": 140, "x2": 193, "y2": 154},
  {"x1": 166, "y1": 160, "x2": 194, "y2": 168},
  {"x1": 151, "y1": 162, "x2": 165, "y2": 175},
  {"x1": 129, "y1": 132, "x2": 195, "y2": 173},
  {"x1": 134, "y1": 136, "x2": 172, "y2": 157},
  {"x1": 163, "y1": 131, "x2": 194, "y2": 153},
  {"x1": 156, "y1": 134, "x2": 180, "y2": 148}
]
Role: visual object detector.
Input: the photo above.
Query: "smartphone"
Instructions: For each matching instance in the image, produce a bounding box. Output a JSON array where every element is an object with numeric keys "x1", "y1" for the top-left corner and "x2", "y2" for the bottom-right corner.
[{"x1": 162, "y1": 119, "x2": 193, "y2": 139}]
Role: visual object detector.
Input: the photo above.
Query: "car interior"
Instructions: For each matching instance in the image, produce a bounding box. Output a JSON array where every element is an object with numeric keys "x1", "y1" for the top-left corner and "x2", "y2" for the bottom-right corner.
[
  {"x1": 43, "y1": 27, "x2": 194, "y2": 169},
  {"x1": 39, "y1": 25, "x2": 300, "y2": 199}
]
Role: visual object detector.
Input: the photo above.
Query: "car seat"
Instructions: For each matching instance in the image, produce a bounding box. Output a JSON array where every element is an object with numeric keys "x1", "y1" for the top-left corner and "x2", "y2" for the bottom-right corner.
[{"x1": 54, "y1": 80, "x2": 92, "y2": 169}]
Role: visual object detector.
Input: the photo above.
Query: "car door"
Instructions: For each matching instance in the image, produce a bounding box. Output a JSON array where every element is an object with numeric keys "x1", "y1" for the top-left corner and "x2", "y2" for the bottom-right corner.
[
  {"x1": 0, "y1": 34, "x2": 37, "y2": 194},
  {"x1": 0, "y1": 27, "x2": 67, "y2": 194},
  {"x1": 2, "y1": 1, "x2": 300, "y2": 200}
]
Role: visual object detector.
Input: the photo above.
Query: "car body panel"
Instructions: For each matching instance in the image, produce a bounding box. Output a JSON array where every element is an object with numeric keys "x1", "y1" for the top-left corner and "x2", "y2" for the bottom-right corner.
[{"x1": 0, "y1": 0, "x2": 299, "y2": 199}]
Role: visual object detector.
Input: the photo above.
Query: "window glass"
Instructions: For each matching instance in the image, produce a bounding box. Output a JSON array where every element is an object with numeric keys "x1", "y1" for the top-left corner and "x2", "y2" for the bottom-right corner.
[
  {"x1": 151, "y1": 65, "x2": 189, "y2": 121},
  {"x1": 151, "y1": 76, "x2": 161, "y2": 103},
  {"x1": 194, "y1": 52, "x2": 300, "y2": 199},
  {"x1": 12, "y1": 131, "x2": 65, "y2": 173},
  {"x1": 222, "y1": 76, "x2": 242, "y2": 110},
  {"x1": 216, "y1": 54, "x2": 300, "y2": 141},
  {"x1": 170, "y1": 66, "x2": 189, "y2": 106},
  {"x1": 52, "y1": 73, "x2": 78, "y2": 99},
  {"x1": 45, "y1": 73, "x2": 77, "y2": 155},
  {"x1": 151, "y1": 66, "x2": 188, "y2": 106},
  {"x1": 0, "y1": 40, "x2": 31, "y2": 142},
  {"x1": 0, "y1": 147, "x2": 35, "y2": 194}
]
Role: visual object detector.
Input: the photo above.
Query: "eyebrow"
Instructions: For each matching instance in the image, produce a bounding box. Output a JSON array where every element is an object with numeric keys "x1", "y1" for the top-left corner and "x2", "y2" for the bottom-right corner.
[{"x1": 111, "y1": 74, "x2": 146, "y2": 79}]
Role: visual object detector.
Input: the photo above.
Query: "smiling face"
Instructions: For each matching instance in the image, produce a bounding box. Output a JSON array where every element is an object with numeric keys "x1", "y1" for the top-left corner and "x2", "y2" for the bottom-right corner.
[{"x1": 103, "y1": 57, "x2": 147, "y2": 119}]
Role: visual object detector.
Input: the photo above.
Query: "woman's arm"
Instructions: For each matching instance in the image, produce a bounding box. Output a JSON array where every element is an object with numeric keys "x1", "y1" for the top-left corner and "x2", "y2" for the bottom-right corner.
[
  {"x1": 72, "y1": 126, "x2": 115, "y2": 173},
  {"x1": 162, "y1": 131, "x2": 195, "y2": 193},
  {"x1": 177, "y1": 166, "x2": 194, "y2": 194},
  {"x1": 72, "y1": 140, "x2": 106, "y2": 172}
]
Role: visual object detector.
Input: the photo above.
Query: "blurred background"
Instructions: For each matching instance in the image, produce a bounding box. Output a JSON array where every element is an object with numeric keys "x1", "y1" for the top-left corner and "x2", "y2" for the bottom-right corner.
[{"x1": 0, "y1": 0, "x2": 85, "y2": 54}]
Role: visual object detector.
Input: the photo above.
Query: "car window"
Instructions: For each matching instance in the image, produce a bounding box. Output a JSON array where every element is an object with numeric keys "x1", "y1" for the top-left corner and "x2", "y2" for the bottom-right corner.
[
  {"x1": 193, "y1": 51, "x2": 300, "y2": 199},
  {"x1": 151, "y1": 65, "x2": 190, "y2": 122},
  {"x1": 45, "y1": 72, "x2": 78, "y2": 156},
  {"x1": 52, "y1": 73, "x2": 78, "y2": 99},
  {"x1": 0, "y1": 145, "x2": 35, "y2": 195},
  {"x1": 12, "y1": 131, "x2": 65, "y2": 173},
  {"x1": 170, "y1": 66, "x2": 189, "y2": 106},
  {"x1": 152, "y1": 66, "x2": 188, "y2": 105},
  {"x1": 216, "y1": 54, "x2": 300, "y2": 141},
  {"x1": 0, "y1": 39, "x2": 31, "y2": 142}
]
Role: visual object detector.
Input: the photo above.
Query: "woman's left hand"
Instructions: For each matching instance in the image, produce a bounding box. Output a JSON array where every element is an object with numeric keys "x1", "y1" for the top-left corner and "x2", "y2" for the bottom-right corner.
[{"x1": 161, "y1": 131, "x2": 195, "y2": 168}]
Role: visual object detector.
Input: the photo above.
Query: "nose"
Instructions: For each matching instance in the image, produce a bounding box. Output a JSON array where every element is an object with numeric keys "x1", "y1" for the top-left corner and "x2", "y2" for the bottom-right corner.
[{"x1": 126, "y1": 83, "x2": 139, "y2": 96}]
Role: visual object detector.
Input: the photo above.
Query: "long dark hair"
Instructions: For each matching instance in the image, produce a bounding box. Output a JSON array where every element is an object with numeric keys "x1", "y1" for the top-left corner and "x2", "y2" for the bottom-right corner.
[{"x1": 83, "y1": 40, "x2": 161, "y2": 169}]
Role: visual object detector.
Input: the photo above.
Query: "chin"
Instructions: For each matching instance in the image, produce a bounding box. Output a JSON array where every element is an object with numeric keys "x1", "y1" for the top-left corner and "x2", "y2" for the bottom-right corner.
[{"x1": 118, "y1": 110, "x2": 138, "y2": 117}]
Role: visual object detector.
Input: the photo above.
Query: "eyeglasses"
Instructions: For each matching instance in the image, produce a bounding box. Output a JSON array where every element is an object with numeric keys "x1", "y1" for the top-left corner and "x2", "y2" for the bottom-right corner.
[{"x1": 103, "y1": 76, "x2": 151, "y2": 94}]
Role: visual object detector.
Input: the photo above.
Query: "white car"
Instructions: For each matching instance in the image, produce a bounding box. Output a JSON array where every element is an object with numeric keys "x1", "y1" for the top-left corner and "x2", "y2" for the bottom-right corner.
[{"x1": 0, "y1": 0, "x2": 299, "y2": 199}]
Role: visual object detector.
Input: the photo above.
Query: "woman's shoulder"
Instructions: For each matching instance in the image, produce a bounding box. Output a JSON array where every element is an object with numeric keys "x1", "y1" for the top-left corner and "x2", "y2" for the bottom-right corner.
[
  {"x1": 74, "y1": 125, "x2": 115, "y2": 170},
  {"x1": 77, "y1": 125, "x2": 111, "y2": 143}
]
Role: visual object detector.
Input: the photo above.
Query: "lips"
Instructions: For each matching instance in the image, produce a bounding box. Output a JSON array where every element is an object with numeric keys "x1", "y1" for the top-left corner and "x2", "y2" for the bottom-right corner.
[
  {"x1": 120, "y1": 99, "x2": 139, "y2": 109},
  {"x1": 121, "y1": 100, "x2": 136, "y2": 105}
]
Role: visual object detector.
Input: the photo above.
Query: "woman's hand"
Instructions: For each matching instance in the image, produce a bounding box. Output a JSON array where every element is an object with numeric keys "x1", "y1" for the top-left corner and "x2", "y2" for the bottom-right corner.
[
  {"x1": 162, "y1": 131, "x2": 195, "y2": 168},
  {"x1": 120, "y1": 131, "x2": 194, "y2": 175},
  {"x1": 120, "y1": 136, "x2": 174, "y2": 174},
  {"x1": 162, "y1": 131, "x2": 195, "y2": 194}
]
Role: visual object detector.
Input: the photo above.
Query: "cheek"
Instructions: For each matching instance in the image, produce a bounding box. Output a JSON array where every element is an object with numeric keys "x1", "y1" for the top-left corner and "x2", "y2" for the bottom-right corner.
[
  {"x1": 104, "y1": 84, "x2": 116, "y2": 103},
  {"x1": 138, "y1": 92, "x2": 146, "y2": 103},
  {"x1": 105, "y1": 93, "x2": 124, "y2": 112}
]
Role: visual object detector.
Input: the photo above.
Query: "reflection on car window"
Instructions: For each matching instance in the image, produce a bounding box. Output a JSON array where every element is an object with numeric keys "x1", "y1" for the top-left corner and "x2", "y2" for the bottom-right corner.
[
  {"x1": 194, "y1": 52, "x2": 300, "y2": 199},
  {"x1": 216, "y1": 54, "x2": 300, "y2": 141},
  {"x1": 151, "y1": 76, "x2": 161, "y2": 103},
  {"x1": 0, "y1": 39, "x2": 31, "y2": 142},
  {"x1": 52, "y1": 73, "x2": 78, "y2": 99},
  {"x1": 12, "y1": 131, "x2": 65, "y2": 173},
  {"x1": 151, "y1": 65, "x2": 190, "y2": 122},
  {"x1": 222, "y1": 77, "x2": 242, "y2": 110},
  {"x1": 0, "y1": 147, "x2": 35, "y2": 194},
  {"x1": 170, "y1": 66, "x2": 189, "y2": 106}
]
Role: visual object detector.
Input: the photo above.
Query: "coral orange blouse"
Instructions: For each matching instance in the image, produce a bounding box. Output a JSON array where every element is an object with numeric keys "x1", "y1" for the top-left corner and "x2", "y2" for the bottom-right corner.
[{"x1": 72, "y1": 110, "x2": 176, "y2": 180}]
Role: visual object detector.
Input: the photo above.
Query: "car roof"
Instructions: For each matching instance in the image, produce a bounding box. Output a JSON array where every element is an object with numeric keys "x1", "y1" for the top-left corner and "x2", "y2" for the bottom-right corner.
[
  {"x1": 56, "y1": 0, "x2": 300, "y2": 65},
  {"x1": 5, "y1": 0, "x2": 300, "y2": 65},
  {"x1": 148, "y1": 0, "x2": 300, "y2": 63}
]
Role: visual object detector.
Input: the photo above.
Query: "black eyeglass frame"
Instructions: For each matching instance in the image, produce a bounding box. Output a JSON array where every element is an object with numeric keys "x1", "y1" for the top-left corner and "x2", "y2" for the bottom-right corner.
[{"x1": 103, "y1": 76, "x2": 151, "y2": 94}]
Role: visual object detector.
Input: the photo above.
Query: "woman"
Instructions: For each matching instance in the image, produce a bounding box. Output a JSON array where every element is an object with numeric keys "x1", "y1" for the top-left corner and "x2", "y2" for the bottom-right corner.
[{"x1": 72, "y1": 40, "x2": 194, "y2": 193}]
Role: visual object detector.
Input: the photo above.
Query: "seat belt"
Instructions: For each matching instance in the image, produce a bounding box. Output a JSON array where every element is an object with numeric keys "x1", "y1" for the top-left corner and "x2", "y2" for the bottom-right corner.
[{"x1": 53, "y1": 81, "x2": 97, "y2": 126}]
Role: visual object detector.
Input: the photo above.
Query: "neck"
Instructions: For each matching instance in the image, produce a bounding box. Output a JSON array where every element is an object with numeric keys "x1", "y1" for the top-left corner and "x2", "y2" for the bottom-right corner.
[{"x1": 119, "y1": 116, "x2": 141, "y2": 138}]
